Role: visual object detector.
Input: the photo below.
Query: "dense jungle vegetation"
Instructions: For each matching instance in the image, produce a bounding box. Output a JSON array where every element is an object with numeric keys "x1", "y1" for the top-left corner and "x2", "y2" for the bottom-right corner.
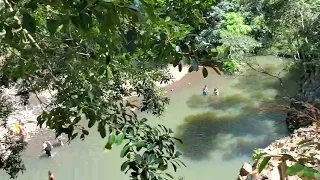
[{"x1": 0, "y1": 0, "x2": 319, "y2": 179}]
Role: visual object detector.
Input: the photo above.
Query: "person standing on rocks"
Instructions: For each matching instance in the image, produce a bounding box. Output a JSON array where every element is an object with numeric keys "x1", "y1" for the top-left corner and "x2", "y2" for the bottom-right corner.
[{"x1": 18, "y1": 122, "x2": 26, "y2": 141}]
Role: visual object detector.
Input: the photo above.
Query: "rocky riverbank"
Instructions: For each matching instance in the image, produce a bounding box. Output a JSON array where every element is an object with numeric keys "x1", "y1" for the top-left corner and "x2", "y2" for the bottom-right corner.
[
  {"x1": 0, "y1": 89, "x2": 54, "y2": 142},
  {"x1": 238, "y1": 65, "x2": 320, "y2": 180},
  {"x1": 238, "y1": 123, "x2": 319, "y2": 180}
]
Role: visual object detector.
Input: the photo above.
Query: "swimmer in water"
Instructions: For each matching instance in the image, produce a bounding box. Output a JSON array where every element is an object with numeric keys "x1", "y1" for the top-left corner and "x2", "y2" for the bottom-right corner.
[
  {"x1": 203, "y1": 85, "x2": 208, "y2": 95},
  {"x1": 57, "y1": 135, "x2": 64, "y2": 146},
  {"x1": 42, "y1": 141, "x2": 53, "y2": 157},
  {"x1": 213, "y1": 88, "x2": 220, "y2": 96},
  {"x1": 48, "y1": 171, "x2": 54, "y2": 180}
]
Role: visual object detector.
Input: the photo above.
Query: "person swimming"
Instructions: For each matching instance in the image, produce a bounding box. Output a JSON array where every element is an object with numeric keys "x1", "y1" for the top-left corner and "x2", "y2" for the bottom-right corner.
[
  {"x1": 42, "y1": 141, "x2": 53, "y2": 157},
  {"x1": 214, "y1": 88, "x2": 220, "y2": 96},
  {"x1": 48, "y1": 171, "x2": 55, "y2": 180},
  {"x1": 203, "y1": 85, "x2": 208, "y2": 95},
  {"x1": 57, "y1": 135, "x2": 64, "y2": 146}
]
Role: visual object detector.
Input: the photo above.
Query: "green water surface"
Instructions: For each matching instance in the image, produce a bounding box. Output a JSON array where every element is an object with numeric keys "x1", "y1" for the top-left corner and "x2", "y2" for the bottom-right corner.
[{"x1": 0, "y1": 56, "x2": 300, "y2": 180}]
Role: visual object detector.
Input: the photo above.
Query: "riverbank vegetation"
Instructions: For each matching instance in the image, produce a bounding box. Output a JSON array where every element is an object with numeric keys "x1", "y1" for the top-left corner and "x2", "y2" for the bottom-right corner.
[{"x1": 0, "y1": 0, "x2": 319, "y2": 179}]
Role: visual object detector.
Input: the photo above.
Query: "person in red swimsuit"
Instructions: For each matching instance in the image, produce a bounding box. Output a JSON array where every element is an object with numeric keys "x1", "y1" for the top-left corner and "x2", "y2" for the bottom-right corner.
[{"x1": 18, "y1": 123, "x2": 26, "y2": 141}]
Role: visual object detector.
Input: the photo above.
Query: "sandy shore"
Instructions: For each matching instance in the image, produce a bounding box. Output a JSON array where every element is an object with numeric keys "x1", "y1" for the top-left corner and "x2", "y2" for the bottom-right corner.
[{"x1": 0, "y1": 65, "x2": 190, "y2": 145}]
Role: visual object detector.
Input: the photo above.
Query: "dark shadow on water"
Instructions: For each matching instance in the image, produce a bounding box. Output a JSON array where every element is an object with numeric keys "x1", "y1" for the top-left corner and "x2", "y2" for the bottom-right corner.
[
  {"x1": 178, "y1": 61, "x2": 296, "y2": 161},
  {"x1": 175, "y1": 111, "x2": 288, "y2": 161}
]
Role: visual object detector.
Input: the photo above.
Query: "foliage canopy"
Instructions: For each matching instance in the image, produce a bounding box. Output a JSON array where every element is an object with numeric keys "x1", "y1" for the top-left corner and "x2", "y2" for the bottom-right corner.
[{"x1": 0, "y1": 0, "x2": 319, "y2": 179}]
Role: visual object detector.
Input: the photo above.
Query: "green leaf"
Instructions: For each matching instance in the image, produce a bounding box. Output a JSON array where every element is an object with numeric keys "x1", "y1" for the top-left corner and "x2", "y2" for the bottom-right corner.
[
  {"x1": 165, "y1": 173, "x2": 174, "y2": 179},
  {"x1": 4, "y1": 26, "x2": 13, "y2": 42},
  {"x1": 88, "y1": 91, "x2": 94, "y2": 101},
  {"x1": 280, "y1": 154, "x2": 296, "y2": 162},
  {"x1": 25, "y1": 0, "x2": 38, "y2": 10},
  {"x1": 108, "y1": 131, "x2": 116, "y2": 145},
  {"x1": 286, "y1": 163, "x2": 305, "y2": 176},
  {"x1": 115, "y1": 132, "x2": 125, "y2": 145},
  {"x1": 120, "y1": 161, "x2": 129, "y2": 172},
  {"x1": 139, "y1": 118, "x2": 147, "y2": 124},
  {"x1": 224, "y1": 46, "x2": 231, "y2": 56},
  {"x1": 171, "y1": 137, "x2": 183, "y2": 144},
  {"x1": 178, "y1": 63, "x2": 182, "y2": 72},
  {"x1": 70, "y1": 16, "x2": 79, "y2": 27},
  {"x1": 171, "y1": 162, "x2": 177, "y2": 172},
  {"x1": 297, "y1": 139, "x2": 313, "y2": 145},
  {"x1": 105, "y1": 55, "x2": 111, "y2": 65},
  {"x1": 79, "y1": 12, "x2": 93, "y2": 29},
  {"x1": 210, "y1": 51, "x2": 219, "y2": 57},
  {"x1": 22, "y1": 13, "x2": 36, "y2": 33},
  {"x1": 212, "y1": 67, "x2": 221, "y2": 75},
  {"x1": 158, "y1": 162, "x2": 168, "y2": 171},
  {"x1": 300, "y1": 141, "x2": 317, "y2": 148},
  {"x1": 182, "y1": 56, "x2": 190, "y2": 64},
  {"x1": 188, "y1": 66, "x2": 193, "y2": 72},
  {"x1": 104, "y1": 142, "x2": 113, "y2": 150},
  {"x1": 88, "y1": 117, "x2": 96, "y2": 128},
  {"x1": 175, "y1": 151, "x2": 183, "y2": 158},
  {"x1": 258, "y1": 156, "x2": 271, "y2": 173},
  {"x1": 71, "y1": 132, "x2": 78, "y2": 140},
  {"x1": 175, "y1": 159, "x2": 186, "y2": 167},
  {"x1": 302, "y1": 167, "x2": 317, "y2": 177},
  {"x1": 147, "y1": 143, "x2": 157, "y2": 150},
  {"x1": 147, "y1": 154, "x2": 156, "y2": 164},
  {"x1": 281, "y1": 148, "x2": 289, "y2": 153},
  {"x1": 98, "y1": 122, "x2": 106, "y2": 138},
  {"x1": 134, "y1": 154, "x2": 143, "y2": 164},
  {"x1": 173, "y1": 58, "x2": 180, "y2": 67},
  {"x1": 120, "y1": 143, "x2": 131, "y2": 158},
  {"x1": 98, "y1": 66, "x2": 105, "y2": 76},
  {"x1": 202, "y1": 67, "x2": 208, "y2": 78},
  {"x1": 82, "y1": 129, "x2": 89, "y2": 135},
  {"x1": 73, "y1": 116, "x2": 81, "y2": 125},
  {"x1": 80, "y1": 134, "x2": 85, "y2": 140},
  {"x1": 106, "y1": 66, "x2": 113, "y2": 78},
  {"x1": 298, "y1": 158, "x2": 311, "y2": 164},
  {"x1": 46, "y1": 19, "x2": 60, "y2": 36}
]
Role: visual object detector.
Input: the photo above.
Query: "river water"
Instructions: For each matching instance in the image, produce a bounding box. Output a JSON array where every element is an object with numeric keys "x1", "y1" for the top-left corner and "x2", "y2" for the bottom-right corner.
[{"x1": 0, "y1": 56, "x2": 301, "y2": 180}]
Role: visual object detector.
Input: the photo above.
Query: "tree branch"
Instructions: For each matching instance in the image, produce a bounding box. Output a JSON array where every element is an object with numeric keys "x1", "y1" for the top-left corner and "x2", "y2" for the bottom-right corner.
[{"x1": 246, "y1": 61, "x2": 291, "y2": 97}]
